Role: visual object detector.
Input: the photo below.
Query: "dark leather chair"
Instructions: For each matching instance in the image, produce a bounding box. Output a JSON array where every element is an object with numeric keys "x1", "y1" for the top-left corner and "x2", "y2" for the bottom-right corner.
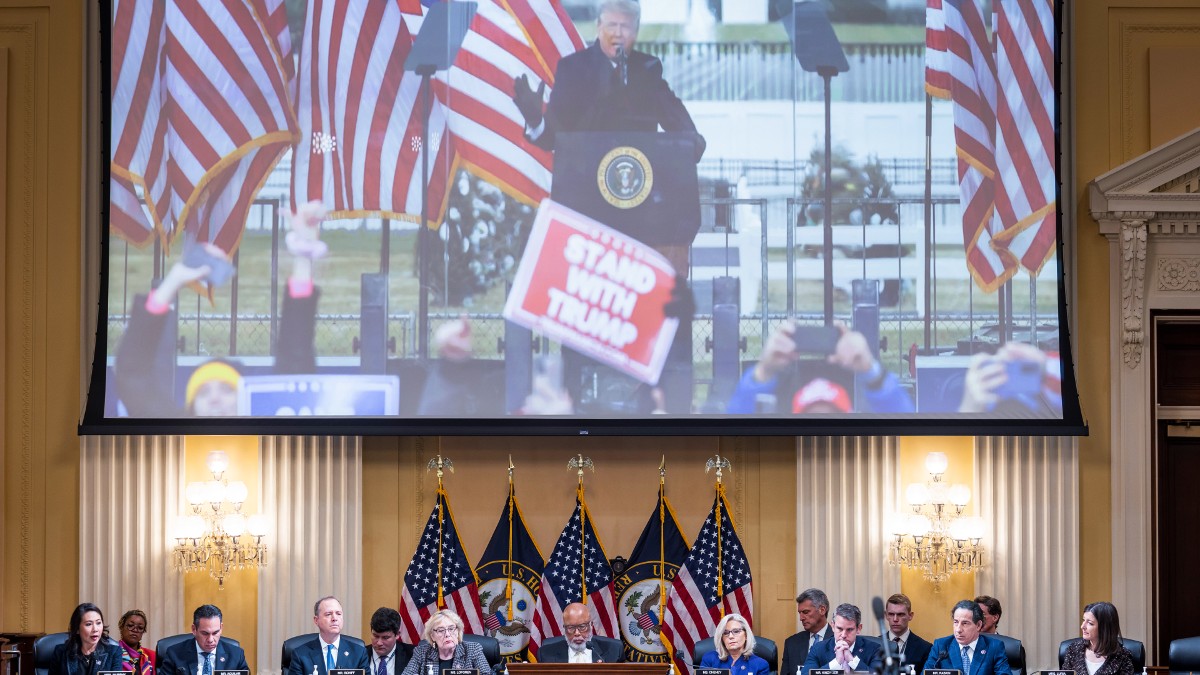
[
  {"x1": 1169, "y1": 636, "x2": 1200, "y2": 675},
  {"x1": 1058, "y1": 638, "x2": 1145, "y2": 672},
  {"x1": 992, "y1": 635, "x2": 1025, "y2": 675},
  {"x1": 280, "y1": 634, "x2": 366, "y2": 674},
  {"x1": 690, "y1": 636, "x2": 778, "y2": 675},
  {"x1": 33, "y1": 633, "x2": 68, "y2": 675},
  {"x1": 460, "y1": 633, "x2": 502, "y2": 672},
  {"x1": 156, "y1": 634, "x2": 243, "y2": 659},
  {"x1": 537, "y1": 636, "x2": 622, "y2": 665}
]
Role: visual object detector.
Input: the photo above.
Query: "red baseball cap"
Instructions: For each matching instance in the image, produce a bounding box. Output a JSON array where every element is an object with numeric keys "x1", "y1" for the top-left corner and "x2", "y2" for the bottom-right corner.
[{"x1": 792, "y1": 378, "x2": 852, "y2": 413}]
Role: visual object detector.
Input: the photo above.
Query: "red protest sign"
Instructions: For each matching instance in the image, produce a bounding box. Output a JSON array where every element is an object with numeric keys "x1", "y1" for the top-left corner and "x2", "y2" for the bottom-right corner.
[{"x1": 503, "y1": 199, "x2": 679, "y2": 385}]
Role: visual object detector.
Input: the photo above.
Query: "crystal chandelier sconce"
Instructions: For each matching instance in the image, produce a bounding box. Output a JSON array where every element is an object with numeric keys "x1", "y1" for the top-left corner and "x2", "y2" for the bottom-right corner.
[
  {"x1": 171, "y1": 450, "x2": 268, "y2": 588},
  {"x1": 887, "y1": 452, "x2": 985, "y2": 590}
]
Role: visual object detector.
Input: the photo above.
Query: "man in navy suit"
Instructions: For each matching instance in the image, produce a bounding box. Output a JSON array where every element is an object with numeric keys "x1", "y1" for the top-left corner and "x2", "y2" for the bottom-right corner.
[
  {"x1": 922, "y1": 601, "x2": 1012, "y2": 675},
  {"x1": 287, "y1": 597, "x2": 370, "y2": 675},
  {"x1": 782, "y1": 588, "x2": 833, "y2": 675},
  {"x1": 803, "y1": 603, "x2": 883, "y2": 674},
  {"x1": 158, "y1": 605, "x2": 249, "y2": 675},
  {"x1": 883, "y1": 594, "x2": 932, "y2": 669},
  {"x1": 536, "y1": 603, "x2": 625, "y2": 663}
]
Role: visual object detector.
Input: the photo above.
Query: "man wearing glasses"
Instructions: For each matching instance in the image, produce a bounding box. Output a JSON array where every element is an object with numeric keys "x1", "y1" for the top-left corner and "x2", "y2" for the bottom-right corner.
[{"x1": 538, "y1": 603, "x2": 624, "y2": 663}]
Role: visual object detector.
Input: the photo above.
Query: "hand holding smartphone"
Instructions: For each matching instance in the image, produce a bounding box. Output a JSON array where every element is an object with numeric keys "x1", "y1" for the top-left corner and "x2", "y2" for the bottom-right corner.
[{"x1": 182, "y1": 242, "x2": 235, "y2": 287}]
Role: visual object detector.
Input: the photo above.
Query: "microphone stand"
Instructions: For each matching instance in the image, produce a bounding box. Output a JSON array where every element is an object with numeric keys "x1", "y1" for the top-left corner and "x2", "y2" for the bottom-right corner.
[{"x1": 872, "y1": 598, "x2": 901, "y2": 675}]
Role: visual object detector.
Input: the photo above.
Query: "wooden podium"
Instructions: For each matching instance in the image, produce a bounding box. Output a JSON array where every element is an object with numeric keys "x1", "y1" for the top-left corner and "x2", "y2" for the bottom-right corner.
[{"x1": 509, "y1": 664, "x2": 671, "y2": 675}]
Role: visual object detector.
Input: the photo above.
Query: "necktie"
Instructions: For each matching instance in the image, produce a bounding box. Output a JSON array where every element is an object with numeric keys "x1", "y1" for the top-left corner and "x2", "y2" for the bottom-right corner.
[
  {"x1": 326, "y1": 645, "x2": 336, "y2": 671},
  {"x1": 376, "y1": 655, "x2": 388, "y2": 675},
  {"x1": 202, "y1": 653, "x2": 212, "y2": 675},
  {"x1": 961, "y1": 646, "x2": 972, "y2": 675},
  {"x1": 894, "y1": 638, "x2": 903, "y2": 661}
]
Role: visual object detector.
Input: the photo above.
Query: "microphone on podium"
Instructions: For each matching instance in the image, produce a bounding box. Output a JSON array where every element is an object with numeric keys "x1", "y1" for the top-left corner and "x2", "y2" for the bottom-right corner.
[{"x1": 873, "y1": 596, "x2": 899, "y2": 675}]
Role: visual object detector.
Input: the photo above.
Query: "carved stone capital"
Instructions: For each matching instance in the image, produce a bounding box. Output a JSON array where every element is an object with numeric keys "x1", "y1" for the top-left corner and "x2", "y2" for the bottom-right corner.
[{"x1": 1120, "y1": 219, "x2": 1148, "y2": 368}]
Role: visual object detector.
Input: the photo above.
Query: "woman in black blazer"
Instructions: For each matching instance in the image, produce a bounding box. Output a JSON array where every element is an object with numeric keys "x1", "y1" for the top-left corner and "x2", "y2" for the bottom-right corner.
[
  {"x1": 50, "y1": 603, "x2": 124, "y2": 675},
  {"x1": 1062, "y1": 602, "x2": 1135, "y2": 675}
]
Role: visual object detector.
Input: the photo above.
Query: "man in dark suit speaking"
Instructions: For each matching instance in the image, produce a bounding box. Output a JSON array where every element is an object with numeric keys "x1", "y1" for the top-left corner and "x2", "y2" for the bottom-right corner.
[
  {"x1": 803, "y1": 603, "x2": 883, "y2": 674},
  {"x1": 158, "y1": 605, "x2": 249, "y2": 675},
  {"x1": 923, "y1": 601, "x2": 1012, "y2": 675},
  {"x1": 287, "y1": 597, "x2": 370, "y2": 675},
  {"x1": 537, "y1": 603, "x2": 624, "y2": 663}
]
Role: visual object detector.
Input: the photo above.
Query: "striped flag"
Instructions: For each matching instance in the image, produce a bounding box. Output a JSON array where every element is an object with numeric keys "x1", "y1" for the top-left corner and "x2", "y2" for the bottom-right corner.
[
  {"x1": 990, "y1": 0, "x2": 1057, "y2": 275},
  {"x1": 249, "y1": 0, "x2": 294, "y2": 84},
  {"x1": 404, "y1": 0, "x2": 583, "y2": 207},
  {"x1": 529, "y1": 486, "x2": 618, "y2": 658},
  {"x1": 943, "y1": 0, "x2": 1015, "y2": 291},
  {"x1": 111, "y1": 0, "x2": 296, "y2": 254},
  {"x1": 291, "y1": 0, "x2": 453, "y2": 224},
  {"x1": 399, "y1": 487, "x2": 485, "y2": 643},
  {"x1": 615, "y1": 482, "x2": 689, "y2": 663},
  {"x1": 925, "y1": 0, "x2": 951, "y2": 99},
  {"x1": 660, "y1": 485, "x2": 753, "y2": 675},
  {"x1": 475, "y1": 481, "x2": 545, "y2": 662}
]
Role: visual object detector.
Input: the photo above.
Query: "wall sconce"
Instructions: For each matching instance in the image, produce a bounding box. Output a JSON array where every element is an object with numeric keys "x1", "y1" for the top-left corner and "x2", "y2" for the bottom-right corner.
[
  {"x1": 172, "y1": 451, "x2": 267, "y2": 588},
  {"x1": 887, "y1": 452, "x2": 985, "y2": 590}
]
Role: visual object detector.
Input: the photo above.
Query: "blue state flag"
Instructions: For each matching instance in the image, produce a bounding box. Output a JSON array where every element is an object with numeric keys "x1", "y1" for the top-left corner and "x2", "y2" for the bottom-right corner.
[
  {"x1": 475, "y1": 483, "x2": 545, "y2": 662},
  {"x1": 615, "y1": 483, "x2": 689, "y2": 663}
]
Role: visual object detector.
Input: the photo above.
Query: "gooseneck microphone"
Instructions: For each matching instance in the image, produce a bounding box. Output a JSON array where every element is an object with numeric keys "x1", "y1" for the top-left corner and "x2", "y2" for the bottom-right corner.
[{"x1": 872, "y1": 597, "x2": 898, "y2": 675}]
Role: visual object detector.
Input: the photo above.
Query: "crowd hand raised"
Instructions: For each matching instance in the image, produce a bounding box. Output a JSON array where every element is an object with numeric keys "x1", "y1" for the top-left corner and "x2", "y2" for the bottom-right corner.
[
  {"x1": 959, "y1": 352, "x2": 1006, "y2": 412},
  {"x1": 284, "y1": 200, "x2": 329, "y2": 260},
  {"x1": 434, "y1": 316, "x2": 473, "y2": 363},
  {"x1": 152, "y1": 243, "x2": 227, "y2": 306},
  {"x1": 753, "y1": 321, "x2": 799, "y2": 383},
  {"x1": 512, "y1": 74, "x2": 545, "y2": 128},
  {"x1": 828, "y1": 321, "x2": 875, "y2": 374}
]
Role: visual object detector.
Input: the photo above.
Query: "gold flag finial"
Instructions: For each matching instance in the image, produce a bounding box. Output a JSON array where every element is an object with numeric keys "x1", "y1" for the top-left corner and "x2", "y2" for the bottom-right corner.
[
  {"x1": 705, "y1": 455, "x2": 731, "y2": 484},
  {"x1": 426, "y1": 455, "x2": 454, "y2": 487},
  {"x1": 567, "y1": 454, "x2": 594, "y2": 485}
]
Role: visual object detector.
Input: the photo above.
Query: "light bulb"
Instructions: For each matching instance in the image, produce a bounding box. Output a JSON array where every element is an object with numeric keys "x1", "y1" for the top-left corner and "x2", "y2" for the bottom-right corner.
[
  {"x1": 203, "y1": 480, "x2": 226, "y2": 505},
  {"x1": 206, "y1": 450, "x2": 230, "y2": 477},
  {"x1": 909, "y1": 515, "x2": 931, "y2": 536},
  {"x1": 184, "y1": 515, "x2": 206, "y2": 539},
  {"x1": 906, "y1": 483, "x2": 929, "y2": 507},
  {"x1": 226, "y1": 481, "x2": 249, "y2": 505},
  {"x1": 949, "y1": 484, "x2": 971, "y2": 507},
  {"x1": 185, "y1": 482, "x2": 206, "y2": 507},
  {"x1": 222, "y1": 513, "x2": 246, "y2": 536},
  {"x1": 246, "y1": 514, "x2": 269, "y2": 537},
  {"x1": 924, "y1": 452, "x2": 949, "y2": 475}
]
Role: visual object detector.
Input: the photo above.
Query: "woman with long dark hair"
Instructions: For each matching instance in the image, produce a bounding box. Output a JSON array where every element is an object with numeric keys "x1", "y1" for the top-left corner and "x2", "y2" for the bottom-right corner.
[
  {"x1": 1062, "y1": 602, "x2": 1136, "y2": 675},
  {"x1": 50, "y1": 603, "x2": 124, "y2": 675}
]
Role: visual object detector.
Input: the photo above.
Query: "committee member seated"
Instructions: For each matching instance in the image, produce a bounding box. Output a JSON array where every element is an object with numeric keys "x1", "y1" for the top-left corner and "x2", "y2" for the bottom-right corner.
[
  {"x1": 923, "y1": 600, "x2": 1011, "y2": 675},
  {"x1": 158, "y1": 605, "x2": 249, "y2": 675},
  {"x1": 1061, "y1": 602, "x2": 1135, "y2": 675},
  {"x1": 782, "y1": 588, "x2": 833, "y2": 675},
  {"x1": 974, "y1": 597, "x2": 1002, "y2": 636},
  {"x1": 50, "y1": 603, "x2": 124, "y2": 675},
  {"x1": 537, "y1": 603, "x2": 624, "y2": 663},
  {"x1": 803, "y1": 603, "x2": 882, "y2": 674},
  {"x1": 117, "y1": 609, "x2": 156, "y2": 675},
  {"x1": 288, "y1": 597, "x2": 370, "y2": 675},
  {"x1": 368, "y1": 608, "x2": 414, "y2": 675},
  {"x1": 883, "y1": 594, "x2": 931, "y2": 668},
  {"x1": 400, "y1": 610, "x2": 491, "y2": 675},
  {"x1": 699, "y1": 613, "x2": 769, "y2": 675}
]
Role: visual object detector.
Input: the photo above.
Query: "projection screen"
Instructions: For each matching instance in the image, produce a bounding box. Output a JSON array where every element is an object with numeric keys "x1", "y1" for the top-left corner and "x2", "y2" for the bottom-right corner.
[{"x1": 82, "y1": 0, "x2": 1086, "y2": 436}]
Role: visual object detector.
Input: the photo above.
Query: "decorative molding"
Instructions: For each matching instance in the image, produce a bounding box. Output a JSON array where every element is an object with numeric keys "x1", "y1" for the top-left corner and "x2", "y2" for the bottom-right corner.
[
  {"x1": 1120, "y1": 22, "x2": 1200, "y2": 160},
  {"x1": 1120, "y1": 219, "x2": 1148, "y2": 368},
  {"x1": 1157, "y1": 257, "x2": 1200, "y2": 292}
]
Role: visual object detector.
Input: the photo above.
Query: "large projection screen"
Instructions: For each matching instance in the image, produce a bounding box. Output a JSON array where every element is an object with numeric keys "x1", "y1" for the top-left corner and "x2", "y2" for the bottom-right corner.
[{"x1": 83, "y1": 0, "x2": 1086, "y2": 436}]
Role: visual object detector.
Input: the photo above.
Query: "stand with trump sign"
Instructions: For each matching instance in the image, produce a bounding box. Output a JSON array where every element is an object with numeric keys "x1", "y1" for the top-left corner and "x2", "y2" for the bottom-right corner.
[{"x1": 503, "y1": 200, "x2": 679, "y2": 385}]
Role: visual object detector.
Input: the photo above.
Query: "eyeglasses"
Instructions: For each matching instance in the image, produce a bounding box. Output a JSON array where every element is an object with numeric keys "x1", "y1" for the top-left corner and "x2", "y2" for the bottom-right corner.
[
  {"x1": 563, "y1": 624, "x2": 592, "y2": 635},
  {"x1": 431, "y1": 627, "x2": 458, "y2": 637},
  {"x1": 723, "y1": 628, "x2": 746, "y2": 637},
  {"x1": 124, "y1": 625, "x2": 147, "y2": 633}
]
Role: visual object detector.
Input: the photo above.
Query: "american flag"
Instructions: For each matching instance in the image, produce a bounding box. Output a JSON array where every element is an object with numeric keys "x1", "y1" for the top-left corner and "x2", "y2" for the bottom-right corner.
[
  {"x1": 529, "y1": 487, "x2": 618, "y2": 658},
  {"x1": 111, "y1": 0, "x2": 296, "y2": 253},
  {"x1": 401, "y1": 0, "x2": 582, "y2": 207},
  {"x1": 924, "y1": 0, "x2": 950, "y2": 99},
  {"x1": 291, "y1": 0, "x2": 453, "y2": 224},
  {"x1": 398, "y1": 487, "x2": 485, "y2": 643},
  {"x1": 942, "y1": 0, "x2": 1015, "y2": 291},
  {"x1": 660, "y1": 486, "x2": 753, "y2": 675},
  {"x1": 990, "y1": 0, "x2": 1057, "y2": 275}
]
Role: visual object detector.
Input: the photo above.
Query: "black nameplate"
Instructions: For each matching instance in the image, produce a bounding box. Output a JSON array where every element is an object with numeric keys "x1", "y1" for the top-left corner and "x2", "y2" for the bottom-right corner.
[
  {"x1": 1035, "y1": 671, "x2": 1072, "y2": 675},
  {"x1": 811, "y1": 669, "x2": 842, "y2": 675},
  {"x1": 330, "y1": 669, "x2": 365, "y2": 675},
  {"x1": 924, "y1": 669, "x2": 961, "y2": 675},
  {"x1": 444, "y1": 670, "x2": 477, "y2": 675},
  {"x1": 696, "y1": 669, "x2": 729, "y2": 675},
  {"x1": 215, "y1": 669, "x2": 250, "y2": 675}
]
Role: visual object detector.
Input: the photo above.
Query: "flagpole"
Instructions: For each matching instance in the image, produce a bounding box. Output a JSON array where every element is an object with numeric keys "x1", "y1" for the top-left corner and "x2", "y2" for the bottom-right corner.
[
  {"x1": 568, "y1": 454, "x2": 594, "y2": 604},
  {"x1": 507, "y1": 456, "x2": 515, "y2": 621},
  {"x1": 658, "y1": 457, "x2": 667, "y2": 624},
  {"x1": 427, "y1": 452, "x2": 455, "y2": 609},
  {"x1": 705, "y1": 453, "x2": 731, "y2": 618}
]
